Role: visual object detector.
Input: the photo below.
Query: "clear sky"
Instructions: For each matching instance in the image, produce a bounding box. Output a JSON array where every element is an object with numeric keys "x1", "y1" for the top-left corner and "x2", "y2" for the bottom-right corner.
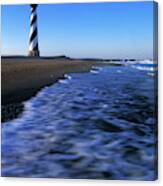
[{"x1": 2, "y1": 1, "x2": 155, "y2": 59}]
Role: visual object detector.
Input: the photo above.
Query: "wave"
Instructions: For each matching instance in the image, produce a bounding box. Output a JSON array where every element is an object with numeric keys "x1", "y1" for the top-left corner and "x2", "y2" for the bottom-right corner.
[
  {"x1": 64, "y1": 74, "x2": 72, "y2": 80},
  {"x1": 58, "y1": 79, "x2": 69, "y2": 84},
  {"x1": 131, "y1": 61, "x2": 157, "y2": 72},
  {"x1": 137, "y1": 59, "x2": 156, "y2": 65},
  {"x1": 90, "y1": 70, "x2": 99, "y2": 74},
  {"x1": 132, "y1": 65, "x2": 156, "y2": 72},
  {"x1": 92, "y1": 66, "x2": 103, "y2": 71},
  {"x1": 2, "y1": 65, "x2": 156, "y2": 180},
  {"x1": 125, "y1": 59, "x2": 156, "y2": 66}
]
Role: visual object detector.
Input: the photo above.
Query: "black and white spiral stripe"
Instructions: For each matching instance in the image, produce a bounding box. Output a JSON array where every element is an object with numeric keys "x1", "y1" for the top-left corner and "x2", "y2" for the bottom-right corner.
[{"x1": 29, "y1": 4, "x2": 39, "y2": 55}]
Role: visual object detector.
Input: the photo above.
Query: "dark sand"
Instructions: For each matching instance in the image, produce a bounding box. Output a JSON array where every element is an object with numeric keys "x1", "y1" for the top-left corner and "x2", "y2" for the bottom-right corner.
[{"x1": 2, "y1": 58, "x2": 109, "y2": 122}]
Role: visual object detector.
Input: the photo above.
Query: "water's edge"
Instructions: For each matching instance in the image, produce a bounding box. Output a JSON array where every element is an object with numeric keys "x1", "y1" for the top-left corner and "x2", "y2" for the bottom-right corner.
[{"x1": 1, "y1": 64, "x2": 107, "y2": 123}]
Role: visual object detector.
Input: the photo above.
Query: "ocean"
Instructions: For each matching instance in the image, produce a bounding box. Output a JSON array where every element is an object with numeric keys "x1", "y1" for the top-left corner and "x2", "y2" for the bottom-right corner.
[{"x1": 2, "y1": 60, "x2": 158, "y2": 180}]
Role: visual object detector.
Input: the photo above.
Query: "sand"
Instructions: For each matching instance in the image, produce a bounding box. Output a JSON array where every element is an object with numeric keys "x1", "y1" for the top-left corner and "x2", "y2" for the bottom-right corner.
[
  {"x1": 1, "y1": 58, "x2": 107, "y2": 122},
  {"x1": 2, "y1": 58, "x2": 103, "y2": 104}
]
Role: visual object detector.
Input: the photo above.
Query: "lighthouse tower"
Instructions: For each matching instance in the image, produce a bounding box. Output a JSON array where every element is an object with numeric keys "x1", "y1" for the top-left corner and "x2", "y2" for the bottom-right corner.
[{"x1": 28, "y1": 4, "x2": 40, "y2": 57}]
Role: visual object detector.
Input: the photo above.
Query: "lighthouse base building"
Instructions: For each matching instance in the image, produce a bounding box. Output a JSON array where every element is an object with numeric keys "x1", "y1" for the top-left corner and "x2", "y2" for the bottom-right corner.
[{"x1": 28, "y1": 50, "x2": 40, "y2": 57}]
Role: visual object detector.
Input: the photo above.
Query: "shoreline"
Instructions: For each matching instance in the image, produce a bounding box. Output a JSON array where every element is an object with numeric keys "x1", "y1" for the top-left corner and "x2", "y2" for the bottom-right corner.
[
  {"x1": 2, "y1": 58, "x2": 121, "y2": 122},
  {"x1": 2, "y1": 59, "x2": 99, "y2": 105}
]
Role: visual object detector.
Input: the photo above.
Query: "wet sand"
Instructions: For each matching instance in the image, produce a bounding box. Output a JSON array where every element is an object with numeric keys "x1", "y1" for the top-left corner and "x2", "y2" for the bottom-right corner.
[{"x1": 1, "y1": 58, "x2": 108, "y2": 122}]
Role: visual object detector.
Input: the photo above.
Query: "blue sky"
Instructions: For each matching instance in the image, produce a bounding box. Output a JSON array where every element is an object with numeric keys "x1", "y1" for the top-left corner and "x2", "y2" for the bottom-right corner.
[{"x1": 2, "y1": 2, "x2": 155, "y2": 59}]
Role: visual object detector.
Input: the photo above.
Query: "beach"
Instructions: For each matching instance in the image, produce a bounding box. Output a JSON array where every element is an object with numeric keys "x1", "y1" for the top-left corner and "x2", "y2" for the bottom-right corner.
[
  {"x1": 1, "y1": 61, "x2": 157, "y2": 179},
  {"x1": 1, "y1": 1, "x2": 158, "y2": 181},
  {"x1": 1, "y1": 58, "x2": 109, "y2": 122}
]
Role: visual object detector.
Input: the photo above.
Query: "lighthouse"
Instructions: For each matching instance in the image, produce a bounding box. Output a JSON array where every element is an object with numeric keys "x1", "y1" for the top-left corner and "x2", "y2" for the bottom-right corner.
[{"x1": 28, "y1": 4, "x2": 40, "y2": 57}]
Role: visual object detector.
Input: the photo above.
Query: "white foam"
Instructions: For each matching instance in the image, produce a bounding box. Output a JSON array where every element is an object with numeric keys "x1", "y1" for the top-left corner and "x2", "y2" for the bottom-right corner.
[
  {"x1": 147, "y1": 72, "x2": 155, "y2": 77},
  {"x1": 138, "y1": 59, "x2": 155, "y2": 64},
  {"x1": 101, "y1": 104, "x2": 108, "y2": 108},
  {"x1": 90, "y1": 70, "x2": 99, "y2": 74},
  {"x1": 117, "y1": 70, "x2": 122, "y2": 73},
  {"x1": 64, "y1": 74, "x2": 72, "y2": 80},
  {"x1": 132, "y1": 65, "x2": 155, "y2": 72},
  {"x1": 125, "y1": 59, "x2": 155, "y2": 65},
  {"x1": 58, "y1": 79, "x2": 69, "y2": 84},
  {"x1": 103, "y1": 61, "x2": 123, "y2": 65},
  {"x1": 92, "y1": 66, "x2": 103, "y2": 71}
]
